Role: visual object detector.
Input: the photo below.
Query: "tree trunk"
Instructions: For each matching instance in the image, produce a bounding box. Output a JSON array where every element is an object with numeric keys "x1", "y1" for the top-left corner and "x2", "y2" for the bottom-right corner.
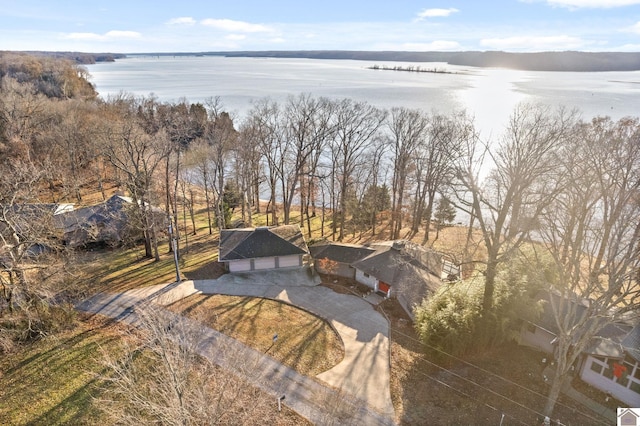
[
  {"x1": 482, "y1": 260, "x2": 497, "y2": 312},
  {"x1": 543, "y1": 369, "x2": 564, "y2": 418},
  {"x1": 151, "y1": 217, "x2": 160, "y2": 262},
  {"x1": 422, "y1": 191, "x2": 436, "y2": 243},
  {"x1": 189, "y1": 190, "x2": 196, "y2": 235}
]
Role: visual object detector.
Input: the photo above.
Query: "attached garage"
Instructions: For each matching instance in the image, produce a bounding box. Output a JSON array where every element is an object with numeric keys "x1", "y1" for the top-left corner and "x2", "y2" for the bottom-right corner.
[
  {"x1": 278, "y1": 255, "x2": 302, "y2": 268},
  {"x1": 218, "y1": 225, "x2": 309, "y2": 274},
  {"x1": 228, "y1": 259, "x2": 252, "y2": 273},
  {"x1": 253, "y1": 256, "x2": 276, "y2": 270}
]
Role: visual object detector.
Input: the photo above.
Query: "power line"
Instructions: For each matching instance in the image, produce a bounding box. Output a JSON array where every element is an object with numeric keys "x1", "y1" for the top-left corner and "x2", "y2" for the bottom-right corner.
[
  {"x1": 394, "y1": 360, "x2": 529, "y2": 425},
  {"x1": 387, "y1": 322, "x2": 610, "y2": 425},
  {"x1": 395, "y1": 342, "x2": 556, "y2": 424}
]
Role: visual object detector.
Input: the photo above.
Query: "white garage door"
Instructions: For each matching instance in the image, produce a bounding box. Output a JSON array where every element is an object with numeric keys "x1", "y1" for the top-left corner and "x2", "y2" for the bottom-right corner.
[
  {"x1": 254, "y1": 257, "x2": 276, "y2": 270},
  {"x1": 278, "y1": 255, "x2": 301, "y2": 268},
  {"x1": 229, "y1": 259, "x2": 252, "y2": 272}
]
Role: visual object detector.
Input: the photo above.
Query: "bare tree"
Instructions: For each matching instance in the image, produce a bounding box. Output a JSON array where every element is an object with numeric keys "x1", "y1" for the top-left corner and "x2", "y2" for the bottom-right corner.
[
  {"x1": 102, "y1": 100, "x2": 170, "y2": 260},
  {"x1": 235, "y1": 123, "x2": 264, "y2": 227},
  {"x1": 388, "y1": 107, "x2": 427, "y2": 240},
  {"x1": 0, "y1": 159, "x2": 74, "y2": 351},
  {"x1": 203, "y1": 98, "x2": 237, "y2": 230},
  {"x1": 453, "y1": 104, "x2": 577, "y2": 312},
  {"x1": 330, "y1": 99, "x2": 386, "y2": 241},
  {"x1": 41, "y1": 100, "x2": 101, "y2": 202},
  {"x1": 185, "y1": 138, "x2": 217, "y2": 234},
  {"x1": 98, "y1": 305, "x2": 274, "y2": 425},
  {"x1": 538, "y1": 116, "x2": 640, "y2": 417},
  {"x1": 412, "y1": 112, "x2": 467, "y2": 242},
  {"x1": 248, "y1": 99, "x2": 283, "y2": 226}
]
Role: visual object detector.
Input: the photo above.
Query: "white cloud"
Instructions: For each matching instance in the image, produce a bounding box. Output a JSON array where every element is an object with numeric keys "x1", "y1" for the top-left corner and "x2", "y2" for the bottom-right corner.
[
  {"x1": 225, "y1": 34, "x2": 246, "y2": 41},
  {"x1": 104, "y1": 30, "x2": 141, "y2": 39},
  {"x1": 627, "y1": 21, "x2": 640, "y2": 33},
  {"x1": 480, "y1": 35, "x2": 586, "y2": 50},
  {"x1": 166, "y1": 17, "x2": 196, "y2": 26},
  {"x1": 616, "y1": 42, "x2": 640, "y2": 50},
  {"x1": 416, "y1": 8, "x2": 459, "y2": 20},
  {"x1": 63, "y1": 30, "x2": 141, "y2": 41},
  {"x1": 63, "y1": 32, "x2": 102, "y2": 41},
  {"x1": 200, "y1": 18, "x2": 272, "y2": 33},
  {"x1": 541, "y1": 0, "x2": 640, "y2": 8}
]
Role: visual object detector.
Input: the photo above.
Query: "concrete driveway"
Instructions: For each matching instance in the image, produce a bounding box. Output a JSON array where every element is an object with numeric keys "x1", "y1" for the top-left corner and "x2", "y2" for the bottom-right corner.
[
  {"x1": 193, "y1": 267, "x2": 395, "y2": 418},
  {"x1": 77, "y1": 281, "x2": 393, "y2": 425},
  {"x1": 77, "y1": 267, "x2": 395, "y2": 423}
]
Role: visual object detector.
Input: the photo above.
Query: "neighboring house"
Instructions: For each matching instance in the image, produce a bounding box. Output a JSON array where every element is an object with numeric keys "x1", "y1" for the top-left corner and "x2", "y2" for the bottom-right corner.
[
  {"x1": 520, "y1": 293, "x2": 640, "y2": 407},
  {"x1": 0, "y1": 203, "x2": 74, "y2": 232},
  {"x1": 219, "y1": 225, "x2": 309, "y2": 273},
  {"x1": 0, "y1": 203, "x2": 75, "y2": 255},
  {"x1": 311, "y1": 239, "x2": 448, "y2": 318},
  {"x1": 60, "y1": 194, "x2": 165, "y2": 247},
  {"x1": 580, "y1": 323, "x2": 640, "y2": 407}
]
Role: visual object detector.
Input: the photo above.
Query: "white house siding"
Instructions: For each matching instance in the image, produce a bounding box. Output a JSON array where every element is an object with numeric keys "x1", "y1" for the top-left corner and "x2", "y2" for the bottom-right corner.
[
  {"x1": 355, "y1": 269, "x2": 378, "y2": 290},
  {"x1": 278, "y1": 255, "x2": 302, "y2": 268},
  {"x1": 520, "y1": 325, "x2": 556, "y2": 354},
  {"x1": 253, "y1": 257, "x2": 276, "y2": 270},
  {"x1": 229, "y1": 259, "x2": 252, "y2": 272},
  {"x1": 580, "y1": 355, "x2": 640, "y2": 407}
]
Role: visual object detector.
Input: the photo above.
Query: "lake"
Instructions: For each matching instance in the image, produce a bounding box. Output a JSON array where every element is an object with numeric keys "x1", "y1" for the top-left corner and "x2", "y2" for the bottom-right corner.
[{"x1": 87, "y1": 55, "x2": 640, "y2": 138}]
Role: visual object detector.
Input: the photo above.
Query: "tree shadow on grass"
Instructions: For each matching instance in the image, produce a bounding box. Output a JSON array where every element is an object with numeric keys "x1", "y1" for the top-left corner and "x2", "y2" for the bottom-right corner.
[{"x1": 0, "y1": 315, "x2": 128, "y2": 425}]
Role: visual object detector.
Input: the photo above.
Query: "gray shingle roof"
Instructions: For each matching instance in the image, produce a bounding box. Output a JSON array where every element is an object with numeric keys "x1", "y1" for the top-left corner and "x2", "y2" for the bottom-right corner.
[
  {"x1": 621, "y1": 323, "x2": 640, "y2": 362},
  {"x1": 351, "y1": 241, "x2": 442, "y2": 286},
  {"x1": 309, "y1": 242, "x2": 376, "y2": 265},
  {"x1": 219, "y1": 225, "x2": 308, "y2": 261},
  {"x1": 530, "y1": 292, "x2": 640, "y2": 361}
]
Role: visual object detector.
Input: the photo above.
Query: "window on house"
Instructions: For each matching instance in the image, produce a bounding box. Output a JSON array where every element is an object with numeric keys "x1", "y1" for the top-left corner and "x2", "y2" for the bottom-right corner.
[
  {"x1": 602, "y1": 359, "x2": 614, "y2": 380},
  {"x1": 617, "y1": 373, "x2": 630, "y2": 387},
  {"x1": 590, "y1": 361, "x2": 604, "y2": 375},
  {"x1": 616, "y1": 361, "x2": 635, "y2": 387},
  {"x1": 635, "y1": 367, "x2": 640, "y2": 380},
  {"x1": 630, "y1": 381, "x2": 640, "y2": 394},
  {"x1": 364, "y1": 273, "x2": 369, "y2": 278}
]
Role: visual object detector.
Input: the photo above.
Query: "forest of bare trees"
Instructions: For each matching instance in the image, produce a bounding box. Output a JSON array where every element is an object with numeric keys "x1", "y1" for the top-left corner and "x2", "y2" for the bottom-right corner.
[{"x1": 1, "y1": 52, "x2": 638, "y2": 420}]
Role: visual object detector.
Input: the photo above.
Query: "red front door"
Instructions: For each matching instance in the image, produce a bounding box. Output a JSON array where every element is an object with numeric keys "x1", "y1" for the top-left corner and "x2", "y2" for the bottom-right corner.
[{"x1": 378, "y1": 282, "x2": 390, "y2": 295}]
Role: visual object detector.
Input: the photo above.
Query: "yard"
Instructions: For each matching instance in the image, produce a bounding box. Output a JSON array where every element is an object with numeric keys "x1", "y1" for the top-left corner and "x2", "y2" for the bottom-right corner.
[
  {"x1": 379, "y1": 297, "x2": 614, "y2": 426},
  {"x1": 166, "y1": 294, "x2": 344, "y2": 377},
  {"x1": 1, "y1": 190, "x2": 620, "y2": 425}
]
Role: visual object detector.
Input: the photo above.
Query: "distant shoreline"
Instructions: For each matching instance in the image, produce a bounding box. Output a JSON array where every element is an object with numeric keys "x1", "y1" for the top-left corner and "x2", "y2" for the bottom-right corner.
[
  {"x1": 135, "y1": 50, "x2": 640, "y2": 72},
  {"x1": 18, "y1": 49, "x2": 639, "y2": 72}
]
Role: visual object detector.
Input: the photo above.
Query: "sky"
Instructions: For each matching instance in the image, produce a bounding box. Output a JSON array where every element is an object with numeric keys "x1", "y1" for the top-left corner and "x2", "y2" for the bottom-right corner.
[{"x1": 2, "y1": 0, "x2": 640, "y2": 53}]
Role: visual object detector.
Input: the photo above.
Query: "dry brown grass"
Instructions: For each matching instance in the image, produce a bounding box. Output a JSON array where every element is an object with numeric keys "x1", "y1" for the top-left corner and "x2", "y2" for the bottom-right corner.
[
  {"x1": 167, "y1": 294, "x2": 344, "y2": 377},
  {"x1": 0, "y1": 314, "x2": 132, "y2": 425}
]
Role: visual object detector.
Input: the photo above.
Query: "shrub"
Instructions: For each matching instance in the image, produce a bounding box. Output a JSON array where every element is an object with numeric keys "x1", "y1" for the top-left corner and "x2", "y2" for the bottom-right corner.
[{"x1": 414, "y1": 253, "x2": 545, "y2": 357}]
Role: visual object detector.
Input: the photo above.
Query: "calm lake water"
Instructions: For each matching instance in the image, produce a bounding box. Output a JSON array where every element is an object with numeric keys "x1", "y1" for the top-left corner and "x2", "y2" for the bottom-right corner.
[{"x1": 87, "y1": 55, "x2": 640, "y2": 137}]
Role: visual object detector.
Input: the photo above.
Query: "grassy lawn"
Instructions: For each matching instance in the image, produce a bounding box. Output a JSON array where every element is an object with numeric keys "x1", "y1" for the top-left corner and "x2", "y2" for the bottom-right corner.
[
  {"x1": 0, "y1": 190, "x2": 496, "y2": 425},
  {"x1": 167, "y1": 294, "x2": 344, "y2": 377},
  {"x1": 0, "y1": 314, "x2": 129, "y2": 426}
]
